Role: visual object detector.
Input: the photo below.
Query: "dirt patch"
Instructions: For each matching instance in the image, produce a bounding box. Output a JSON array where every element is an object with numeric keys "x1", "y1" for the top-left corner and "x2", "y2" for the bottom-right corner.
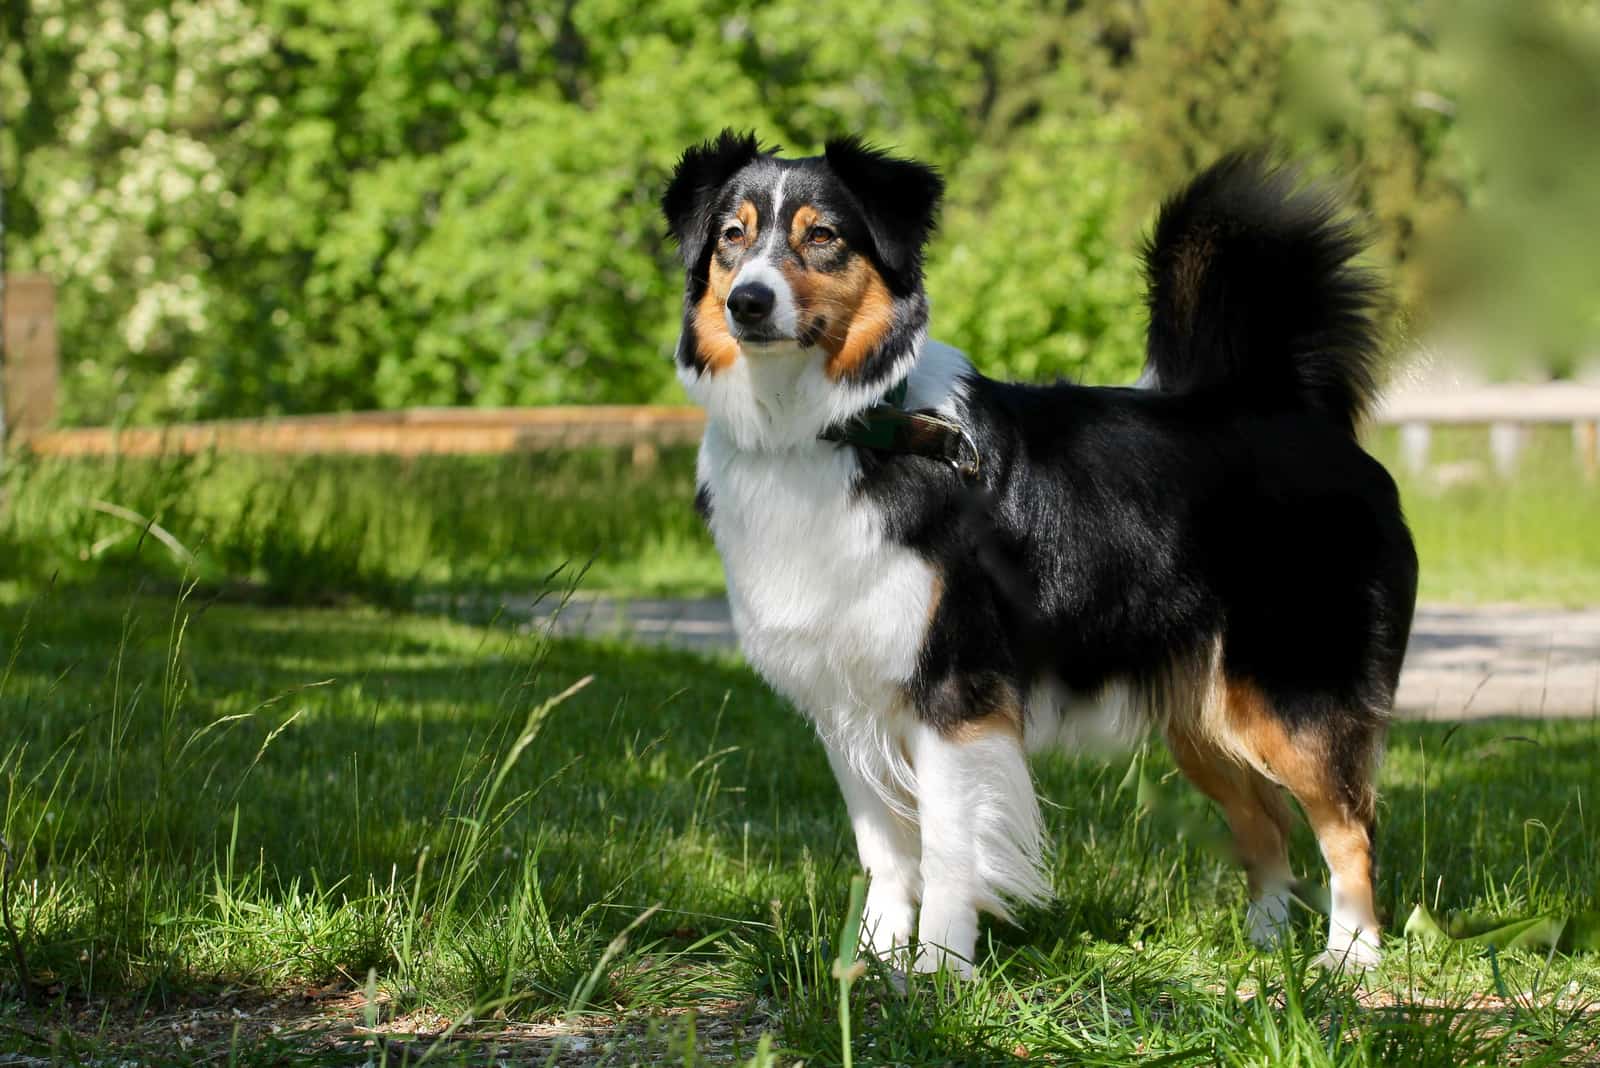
[{"x1": 1, "y1": 985, "x2": 779, "y2": 1065}]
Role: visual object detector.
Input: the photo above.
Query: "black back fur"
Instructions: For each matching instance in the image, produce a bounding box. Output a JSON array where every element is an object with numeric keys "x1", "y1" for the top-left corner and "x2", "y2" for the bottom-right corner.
[{"x1": 851, "y1": 154, "x2": 1416, "y2": 759}]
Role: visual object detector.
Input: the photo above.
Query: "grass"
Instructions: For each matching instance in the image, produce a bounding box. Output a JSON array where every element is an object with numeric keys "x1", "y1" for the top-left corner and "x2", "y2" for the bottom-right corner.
[
  {"x1": 0, "y1": 431, "x2": 1597, "y2": 1061},
  {"x1": 0, "y1": 574, "x2": 1597, "y2": 1064},
  {"x1": 4, "y1": 423, "x2": 1599, "y2": 606},
  {"x1": 1364, "y1": 425, "x2": 1600, "y2": 606},
  {"x1": 0, "y1": 448, "x2": 724, "y2": 604}
]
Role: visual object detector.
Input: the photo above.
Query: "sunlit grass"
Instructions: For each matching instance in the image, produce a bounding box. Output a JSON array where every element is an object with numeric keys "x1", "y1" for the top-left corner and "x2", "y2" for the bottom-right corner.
[
  {"x1": 1366, "y1": 425, "x2": 1600, "y2": 605},
  {"x1": 0, "y1": 448, "x2": 725, "y2": 604},
  {"x1": 1, "y1": 435, "x2": 1597, "y2": 1059},
  {"x1": 0, "y1": 578, "x2": 1596, "y2": 1063}
]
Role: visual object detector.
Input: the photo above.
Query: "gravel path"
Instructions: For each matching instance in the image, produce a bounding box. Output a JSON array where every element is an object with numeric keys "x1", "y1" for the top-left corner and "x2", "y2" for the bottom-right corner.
[{"x1": 519, "y1": 597, "x2": 1600, "y2": 719}]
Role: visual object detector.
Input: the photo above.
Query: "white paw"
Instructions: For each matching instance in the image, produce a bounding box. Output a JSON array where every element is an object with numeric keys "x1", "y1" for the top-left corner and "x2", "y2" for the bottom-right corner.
[
  {"x1": 1247, "y1": 890, "x2": 1292, "y2": 950},
  {"x1": 914, "y1": 895, "x2": 979, "y2": 979},
  {"x1": 860, "y1": 894, "x2": 916, "y2": 966},
  {"x1": 913, "y1": 943, "x2": 976, "y2": 979},
  {"x1": 1317, "y1": 930, "x2": 1382, "y2": 972}
]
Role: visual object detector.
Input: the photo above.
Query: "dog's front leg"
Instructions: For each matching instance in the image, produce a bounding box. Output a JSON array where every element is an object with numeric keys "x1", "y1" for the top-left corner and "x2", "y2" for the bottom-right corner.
[
  {"x1": 910, "y1": 719, "x2": 1047, "y2": 978},
  {"x1": 823, "y1": 743, "x2": 921, "y2": 966}
]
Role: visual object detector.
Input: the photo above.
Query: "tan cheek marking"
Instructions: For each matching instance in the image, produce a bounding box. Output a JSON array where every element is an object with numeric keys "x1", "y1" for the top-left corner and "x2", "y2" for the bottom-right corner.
[
  {"x1": 824, "y1": 264, "x2": 895, "y2": 381},
  {"x1": 781, "y1": 256, "x2": 897, "y2": 381},
  {"x1": 691, "y1": 256, "x2": 740, "y2": 374}
]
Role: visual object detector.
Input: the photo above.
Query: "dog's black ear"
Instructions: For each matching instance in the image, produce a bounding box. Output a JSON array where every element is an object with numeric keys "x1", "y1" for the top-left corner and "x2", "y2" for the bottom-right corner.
[
  {"x1": 823, "y1": 136, "x2": 944, "y2": 293},
  {"x1": 662, "y1": 129, "x2": 766, "y2": 269}
]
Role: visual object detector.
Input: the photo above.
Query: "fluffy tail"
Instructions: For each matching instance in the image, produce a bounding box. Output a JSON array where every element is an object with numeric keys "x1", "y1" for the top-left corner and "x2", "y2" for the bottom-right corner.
[{"x1": 1141, "y1": 153, "x2": 1386, "y2": 433}]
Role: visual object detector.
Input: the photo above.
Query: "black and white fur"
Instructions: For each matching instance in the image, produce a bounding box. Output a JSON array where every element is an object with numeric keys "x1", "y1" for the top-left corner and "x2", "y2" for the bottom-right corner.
[{"x1": 663, "y1": 132, "x2": 1418, "y2": 976}]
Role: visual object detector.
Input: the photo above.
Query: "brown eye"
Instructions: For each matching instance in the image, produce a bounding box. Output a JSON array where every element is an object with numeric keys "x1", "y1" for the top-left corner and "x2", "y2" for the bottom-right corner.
[
  {"x1": 722, "y1": 224, "x2": 746, "y2": 244},
  {"x1": 808, "y1": 226, "x2": 836, "y2": 245}
]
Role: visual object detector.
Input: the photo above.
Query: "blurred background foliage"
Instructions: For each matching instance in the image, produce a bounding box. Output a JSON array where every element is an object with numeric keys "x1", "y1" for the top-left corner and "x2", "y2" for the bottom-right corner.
[{"x1": 2, "y1": 0, "x2": 1597, "y2": 425}]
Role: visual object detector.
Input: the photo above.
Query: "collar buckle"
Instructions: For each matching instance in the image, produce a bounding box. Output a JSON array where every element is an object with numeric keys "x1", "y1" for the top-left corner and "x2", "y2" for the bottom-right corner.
[
  {"x1": 951, "y1": 424, "x2": 981, "y2": 478},
  {"x1": 904, "y1": 410, "x2": 980, "y2": 478}
]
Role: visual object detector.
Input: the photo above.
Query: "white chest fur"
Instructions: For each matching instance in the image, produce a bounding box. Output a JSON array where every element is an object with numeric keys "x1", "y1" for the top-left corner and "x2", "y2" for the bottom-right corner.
[
  {"x1": 698, "y1": 427, "x2": 936, "y2": 725},
  {"x1": 683, "y1": 341, "x2": 976, "y2": 791}
]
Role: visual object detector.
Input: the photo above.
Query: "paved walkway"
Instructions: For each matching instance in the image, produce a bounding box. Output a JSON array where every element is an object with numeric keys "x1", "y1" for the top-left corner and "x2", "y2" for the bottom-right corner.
[{"x1": 519, "y1": 597, "x2": 1600, "y2": 719}]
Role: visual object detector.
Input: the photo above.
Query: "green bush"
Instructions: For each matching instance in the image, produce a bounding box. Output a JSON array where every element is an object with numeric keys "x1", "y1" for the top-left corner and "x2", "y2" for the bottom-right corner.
[
  {"x1": 928, "y1": 107, "x2": 1147, "y2": 385},
  {"x1": 4, "y1": 0, "x2": 1594, "y2": 424}
]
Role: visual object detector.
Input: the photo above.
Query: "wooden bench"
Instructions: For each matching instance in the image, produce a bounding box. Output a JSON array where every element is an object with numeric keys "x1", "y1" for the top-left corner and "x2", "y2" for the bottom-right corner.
[{"x1": 1374, "y1": 383, "x2": 1600, "y2": 477}]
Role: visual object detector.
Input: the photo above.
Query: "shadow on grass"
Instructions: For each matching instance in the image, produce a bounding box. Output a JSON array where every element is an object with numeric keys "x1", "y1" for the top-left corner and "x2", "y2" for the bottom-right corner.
[
  {"x1": 6, "y1": 576, "x2": 1596, "y2": 927},
  {"x1": 3, "y1": 576, "x2": 1598, "y2": 1063},
  {"x1": 0, "y1": 578, "x2": 842, "y2": 970}
]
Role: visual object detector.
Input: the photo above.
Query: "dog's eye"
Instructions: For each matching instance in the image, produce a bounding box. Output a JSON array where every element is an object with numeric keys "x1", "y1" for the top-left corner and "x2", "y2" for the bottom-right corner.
[
  {"x1": 721, "y1": 225, "x2": 746, "y2": 244},
  {"x1": 808, "y1": 226, "x2": 837, "y2": 246}
]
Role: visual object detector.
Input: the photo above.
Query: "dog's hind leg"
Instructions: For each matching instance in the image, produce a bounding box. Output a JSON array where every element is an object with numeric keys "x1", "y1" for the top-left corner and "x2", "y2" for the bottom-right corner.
[
  {"x1": 822, "y1": 742, "x2": 921, "y2": 966},
  {"x1": 909, "y1": 706, "x2": 1049, "y2": 978},
  {"x1": 1165, "y1": 720, "x2": 1298, "y2": 949},
  {"x1": 1212, "y1": 678, "x2": 1384, "y2": 969},
  {"x1": 1303, "y1": 786, "x2": 1381, "y2": 970}
]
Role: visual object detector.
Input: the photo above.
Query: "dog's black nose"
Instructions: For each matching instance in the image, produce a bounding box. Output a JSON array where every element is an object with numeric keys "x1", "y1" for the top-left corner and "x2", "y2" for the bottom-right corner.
[{"x1": 727, "y1": 282, "x2": 775, "y2": 326}]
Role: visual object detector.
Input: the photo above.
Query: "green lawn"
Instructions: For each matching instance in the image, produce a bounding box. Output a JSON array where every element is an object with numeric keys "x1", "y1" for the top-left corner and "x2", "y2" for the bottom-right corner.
[
  {"x1": 1, "y1": 579, "x2": 1596, "y2": 1064},
  {"x1": 0, "y1": 448, "x2": 724, "y2": 604},
  {"x1": 1365, "y1": 426, "x2": 1600, "y2": 606},
  {"x1": 1, "y1": 434, "x2": 1598, "y2": 1061}
]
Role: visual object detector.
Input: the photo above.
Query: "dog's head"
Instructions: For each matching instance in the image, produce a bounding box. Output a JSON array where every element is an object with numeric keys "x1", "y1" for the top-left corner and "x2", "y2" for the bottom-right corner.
[{"x1": 662, "y1": 130, "x2": 943, "y2": 446}]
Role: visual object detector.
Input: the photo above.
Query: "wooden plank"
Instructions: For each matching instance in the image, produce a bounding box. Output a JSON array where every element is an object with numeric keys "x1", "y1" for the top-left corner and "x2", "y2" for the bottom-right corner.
[
  {"x1": 1375, "y1": 383, "x2": 1600, "y2": 424},
  {"x1": 2, "y1": 275, "x2": 59, "y2": 437},
  {"x1": 1576, "y1": 421, "x2": 1598, "y2": 481},
  {"x1": 18, "y1": 382, "x2": 1600, "y2": 460},
  {"x1": 24, "y1": 406, "x2": 710, "y2": 457}
]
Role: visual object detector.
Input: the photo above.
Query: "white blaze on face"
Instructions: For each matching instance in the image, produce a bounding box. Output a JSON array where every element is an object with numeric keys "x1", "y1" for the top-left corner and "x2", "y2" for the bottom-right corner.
[
  {"x1": 725, "y1": 260, "x2": 799, "y2": 338},
  {"x1": 724, "y1": 170, "x2": 800, "y2": 340}
]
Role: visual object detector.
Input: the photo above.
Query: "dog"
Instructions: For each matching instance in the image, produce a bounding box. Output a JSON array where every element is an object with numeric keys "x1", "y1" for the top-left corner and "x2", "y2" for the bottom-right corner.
[{"x1": 661, "y1": 131, "x2": 1418, "y2": 976}]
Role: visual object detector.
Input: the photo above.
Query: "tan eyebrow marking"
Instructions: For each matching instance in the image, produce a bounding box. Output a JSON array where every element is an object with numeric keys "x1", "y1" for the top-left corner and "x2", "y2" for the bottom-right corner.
[
  {"x1": 735, "y1": 199, "x2": 758, "y2": 241},
  {"x1": 790, "y1": 204, "x2": 821, "y2": 249}
]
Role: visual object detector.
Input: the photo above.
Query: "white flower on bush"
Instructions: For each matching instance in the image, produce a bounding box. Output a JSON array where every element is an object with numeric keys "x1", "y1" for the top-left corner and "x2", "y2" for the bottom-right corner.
[
  {"x1": 164, "y1": 359, "x2": 202, "y2": 411},
  {"x1": 124, "y1": 282, "x2": 209, "y2": 354}
]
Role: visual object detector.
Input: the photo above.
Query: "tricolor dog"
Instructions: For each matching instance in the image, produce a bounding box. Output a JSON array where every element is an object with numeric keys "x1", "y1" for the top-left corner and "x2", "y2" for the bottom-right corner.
[{"x1": 662, "y1": 131, "x2": 1417, "y2": 975}]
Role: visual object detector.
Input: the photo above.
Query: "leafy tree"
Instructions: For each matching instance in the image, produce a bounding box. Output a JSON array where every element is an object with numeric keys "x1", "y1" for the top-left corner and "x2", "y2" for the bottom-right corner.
[
  {"x1": 3, "y1": 0, "x2": 1594, "y2": 425},
  {"x1": 5, "y1": 0, "x2": 275, "y2": 422}
]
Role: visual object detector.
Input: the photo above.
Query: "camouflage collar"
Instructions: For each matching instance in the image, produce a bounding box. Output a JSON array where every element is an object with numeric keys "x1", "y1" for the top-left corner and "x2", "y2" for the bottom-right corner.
[{"x1": 818, "y1": 378, "x2": 981, "y2": 478}]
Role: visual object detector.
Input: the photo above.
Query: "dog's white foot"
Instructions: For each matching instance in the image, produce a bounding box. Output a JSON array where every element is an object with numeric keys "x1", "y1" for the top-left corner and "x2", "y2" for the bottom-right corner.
[
  {"x1": 913, "y1": 897, "x2": 978, "y2": 979},
  {"x1": 1317, "y1": 927, "x2": 1382, "y2": 972},
  {"x1": 912, "y1": 942, "x2": 976, "y2": 979},
  {"x1": 1247, "y1": 886, "x2": 1293, "y2": 950},
  {"x1": 860, "y1": 881, "x2": 917, "y2": 967}
]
